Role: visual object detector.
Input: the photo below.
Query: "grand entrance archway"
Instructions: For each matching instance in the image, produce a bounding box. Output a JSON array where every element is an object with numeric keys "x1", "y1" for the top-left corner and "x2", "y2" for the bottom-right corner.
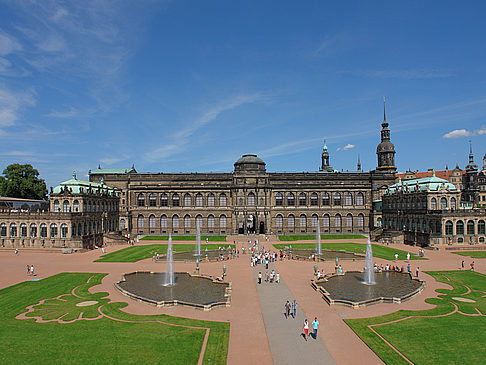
[
  {"x1": 259, "y1": 221, "x2": 265, "y2": 234},
  {"x1": 247, "y1": 215, "x2": 256, "y2": 234}
]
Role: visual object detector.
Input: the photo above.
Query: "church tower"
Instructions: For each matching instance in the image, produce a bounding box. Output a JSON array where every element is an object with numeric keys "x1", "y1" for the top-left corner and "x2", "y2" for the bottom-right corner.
[
  {"x1": 320, "y1": 138, "x2": 333, "y2": 172},
  {"x1": 376, "y1": 97, "x2": 396, "y2": 172},
  {"x1": 462, "y1": 141, "x2": 478, "y2": 204}
]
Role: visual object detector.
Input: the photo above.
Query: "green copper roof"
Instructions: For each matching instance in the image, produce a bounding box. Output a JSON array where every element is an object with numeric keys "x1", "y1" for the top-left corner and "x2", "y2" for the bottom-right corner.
[
  {"x1": 53, "y1": 172, "x2": 116, "y2": 194},
  {"x1": 89, "y1": 167, "x2": 136, "y2": 175},
  {"x1": 386, "y1": 174, "x2": 457, "y2": 194}
]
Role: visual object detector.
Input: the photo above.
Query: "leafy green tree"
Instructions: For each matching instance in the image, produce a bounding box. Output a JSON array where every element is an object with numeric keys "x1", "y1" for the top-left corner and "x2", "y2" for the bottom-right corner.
[{"x1": 0, "y1": 164, "x2": 48, "y2": 200}]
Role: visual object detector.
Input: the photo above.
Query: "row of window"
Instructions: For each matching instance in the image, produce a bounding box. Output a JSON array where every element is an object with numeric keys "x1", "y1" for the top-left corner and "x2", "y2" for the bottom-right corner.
[
  {"x1": 0, "y1": 220, "x2": 117, "y2": 238},
  {"x1": 275, "y1": 192, "x2": 365, "y2": 207},
  {"x1": 385, "y1": 197, "x2": 458, "y2": 210},
  {"x1": 275, "y1": 213, "x2": 365, "y2": 228},
  {"x1": 53, "y1": 199, "x2": 118, "y2": 213},
  {"x1": 137, "y1": 193, "x2": 228, "y2": 207},
  {"x1": 445, "y1": 220, "x2": 486, "y2": 235},
  {"x1": 136, "y1": 214, "x2": 227, "y2": 229}
]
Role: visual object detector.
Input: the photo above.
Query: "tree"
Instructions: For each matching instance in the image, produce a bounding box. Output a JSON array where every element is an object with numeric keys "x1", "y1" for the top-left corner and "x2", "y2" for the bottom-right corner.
[{"x1": 0, "y1": 164, "x2": 48, "y2": 200}]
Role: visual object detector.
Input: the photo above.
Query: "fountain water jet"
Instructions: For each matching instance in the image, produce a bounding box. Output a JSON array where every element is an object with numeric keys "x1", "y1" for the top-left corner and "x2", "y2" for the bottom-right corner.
[
  {"x1": 164, "y1": 234, "x2": 175, "y2": 286},
  {"x1": 363, "y1": 237, "x2": 375, "y2": 285},
  {"x1": 195, "y1": 223, "x2": 201, "y2": 257},
  {"x1": 316, "y1": 223, "x2": 322, "y2": 257}
]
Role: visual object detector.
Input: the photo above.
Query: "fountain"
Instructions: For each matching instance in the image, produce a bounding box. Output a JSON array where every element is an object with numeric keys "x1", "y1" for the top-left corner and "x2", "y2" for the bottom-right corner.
[
  {"x1": 316, "y1": 223, "x2": 322, "y2": 257},
  {"x1": 195, "y1": 222, "x2": 201, "y2": 257},
  {"x1": 363, "y1": 237, "x2": 375, "y2": 285},
  {"x1": 163, "y1": 234, "x2": 175, "y2": 286}
]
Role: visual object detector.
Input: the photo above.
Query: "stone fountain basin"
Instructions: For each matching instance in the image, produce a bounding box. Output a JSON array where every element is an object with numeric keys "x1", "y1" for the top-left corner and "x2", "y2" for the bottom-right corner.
[
  {"x1": 158, "y1": 249, "x2": 231, "y2": 262},
  {"x1": 286, "y1": 248, "x2": 364, "y2": 261},
  {"x1": 312, "y1": 271, "x2": 425, "y2": 308},
  {"x1": 115, "y1": 271, "x2": 231, "y2": 310}
]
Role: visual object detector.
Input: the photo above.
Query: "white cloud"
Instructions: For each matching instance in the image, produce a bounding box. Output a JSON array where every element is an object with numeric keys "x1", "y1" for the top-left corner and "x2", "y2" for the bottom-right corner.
[
  {"x1": 337, "y1": 143, "x2": 355, "y2": 151},
  {"x1": 443, "y1": 126, "x2": 486, "y2": 139},
  {"x1": 0, "y1": 87, "x2": 36, "y2": 129},
  {"x1": 0, "y1": 32, "x2": 22, "y2": 56},
  {"x1": 46, "y1": 108, "x2": 78, "y2": 118}
]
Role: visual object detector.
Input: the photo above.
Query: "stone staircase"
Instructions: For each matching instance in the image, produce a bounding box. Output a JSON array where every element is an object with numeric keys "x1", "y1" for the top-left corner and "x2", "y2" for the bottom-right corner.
[{"x1": 103, "y1": 232, "x2": 129, "y2": 245}]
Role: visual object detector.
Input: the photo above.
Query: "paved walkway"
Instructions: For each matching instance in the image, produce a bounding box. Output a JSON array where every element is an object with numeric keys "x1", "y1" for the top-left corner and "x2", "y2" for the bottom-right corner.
[{"x1": 254, "y1": 261, "x2": 336, "y2": 365}]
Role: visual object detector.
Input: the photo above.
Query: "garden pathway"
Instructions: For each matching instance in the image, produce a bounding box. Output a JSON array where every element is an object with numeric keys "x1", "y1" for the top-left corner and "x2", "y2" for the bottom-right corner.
[{"x1": 254, "y1": 261, "x2": 336, "y2": 365}]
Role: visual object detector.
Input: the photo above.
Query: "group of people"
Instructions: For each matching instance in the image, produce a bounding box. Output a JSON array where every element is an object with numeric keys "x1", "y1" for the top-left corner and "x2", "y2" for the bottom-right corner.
[
  {"x1": 461, "y1": 260, "x2": 475, "y2": 271},
  {"x1": 284, "y1": 300, "x2": 319, "y2": 341},
  {"x1": 257, "y1": 270, "x2": 280, "y2": 284},
  {"x1": 26, "y1": 264, "x2": 35, "y2": 276}
]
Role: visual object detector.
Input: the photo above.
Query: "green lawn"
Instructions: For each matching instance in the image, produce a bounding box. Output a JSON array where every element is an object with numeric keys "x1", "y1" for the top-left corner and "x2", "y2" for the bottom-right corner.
[
  {"x1": 0, "y1": 273, "x2": 229, "y2": 364},
  {"x1": 96, "y1": 244, "x2": 234, "y2": 262},
  {"x1": 278, "y1": 234, "x2": 366, "y2": 241},
  {"x1": 272, "y1": 242, "x2": 424, "y2": 260},
  {"x1": 141, "y1": 235, "x2": 227, "y2": 242},
  {"x1": 452, "y1": 251, "x2": 486, "y2": 258},
  {"x1": 345, "y1": 271, "x2": 486, "y2": 364}
]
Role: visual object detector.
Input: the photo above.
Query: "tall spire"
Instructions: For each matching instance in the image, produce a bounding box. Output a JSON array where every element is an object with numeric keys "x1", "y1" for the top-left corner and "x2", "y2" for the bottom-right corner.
[
  {"x1": 357, "y1": 154, "x2": 361, "y2": 171},
  {"x1": 469, "y1": 140, "x2": 474, "y2": 163},
  {"x1": 383, "y1": 96, "x2": 386, "y2": 123}
]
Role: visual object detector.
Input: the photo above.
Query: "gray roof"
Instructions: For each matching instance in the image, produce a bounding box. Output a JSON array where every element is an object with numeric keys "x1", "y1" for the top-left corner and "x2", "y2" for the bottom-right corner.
[{"x1": 234, "y1": 154, "x2": 266, "y2": 165}]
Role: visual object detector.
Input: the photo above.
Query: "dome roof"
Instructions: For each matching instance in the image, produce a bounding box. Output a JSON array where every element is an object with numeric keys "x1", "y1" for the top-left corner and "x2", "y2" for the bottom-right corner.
[
  {"x1": 376, "y1": 141, "x2": 395, "y2": 153},
  {"x1": 234, "y1": 154, "x2": 265, "y2": 165}
]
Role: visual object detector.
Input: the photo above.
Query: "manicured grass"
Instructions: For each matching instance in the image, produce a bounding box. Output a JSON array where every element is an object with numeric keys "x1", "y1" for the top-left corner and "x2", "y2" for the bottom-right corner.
[
  {"x1": 278, "y1": 234, "x2": 366, "y2": 241},
  {"x1": 452, "y1": 251, "x2": 486, "y2": 258},
  {"x1": 0, "y1": 273, "x2": 229, "y2": 364},
  {"x1": 272, "y1": 242, "x2": 424, "y2": 260},
  {"x1": 96, "y1": 244, "x2": 235, "y2": 262},
  {"x1": 345, "y1": 271, "x2": 486, "y2": 364},
  {"x1": 141, "y1": 235, "x2": 227, "y2": 242}
]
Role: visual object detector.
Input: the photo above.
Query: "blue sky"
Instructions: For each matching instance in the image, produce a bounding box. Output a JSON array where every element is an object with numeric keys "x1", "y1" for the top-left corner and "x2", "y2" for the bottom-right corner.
[{"x1": 1, "y1": 1, "x2": 486, "y2": 188}]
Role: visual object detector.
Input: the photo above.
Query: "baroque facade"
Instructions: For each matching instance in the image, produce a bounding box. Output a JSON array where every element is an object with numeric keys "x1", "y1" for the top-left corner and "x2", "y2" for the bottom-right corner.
[{"x1": 89, "y1": 105, "x2": 398, "y2": 237}]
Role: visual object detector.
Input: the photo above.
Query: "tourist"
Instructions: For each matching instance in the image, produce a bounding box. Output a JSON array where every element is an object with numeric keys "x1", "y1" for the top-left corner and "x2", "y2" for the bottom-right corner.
[
  {"x1": 14, "y1": 248, "x2": 18, "y2": 255},
  {"x1": 303, "y1": 319, "x2": 309, "y2": 341},
  {"x1": 394, "y1": 253, "x2": 398, "y2": 261},
  {"x1": 416, "y1": 267, "x2": 420, "y2": 278},
  {"x1": 285, "y1": 300, "x2": 291, "y2": 318},
  {"x1": 276, "y1": 272, "x2": 280, "y2": 283},
  {"x1": 406, "y1": 252, "x2": 410, "y2": 261},
  {"x1": 292, "y1": 300, "x2": 297, "y2": 318},
  {"x1": 407, "y1": 263, "x2": 411, "y2": 273},
  {"x1": 338, "y1": 265, "x2": 343, "y2": 274},
  {"x1": 312, "y1": 317, "x2": 319, "y2": 339},
  {"x1": 258, "y1": 272, "x2": 262, "y2": 284},
  {"x1": 26, "y1": 264, "x2": 30, "y2": 275},
  {"x1": 461, "y1": 260, "x2": 465, "y2": 269},
  {"x1": 471, "y1": 261, "x2": 475, "y2": 271},
  {"x1": 30, "y1": 265, "x2": 34, "y2": 276},
  {"x1": 265, "y1": 271, "x2": 269, "y2": 282}
]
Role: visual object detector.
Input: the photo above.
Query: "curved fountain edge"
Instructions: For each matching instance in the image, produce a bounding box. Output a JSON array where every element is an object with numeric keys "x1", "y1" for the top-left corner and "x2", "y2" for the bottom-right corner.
[
  {"x1": 311, "y1": 270, "x2": 426, "y2": 309},
  {"x1": 287, "y1": 249, "x2": 365, "y2": 262},
  {"x1": 155, "y1": 249, "x2": 233, "y2": 263},
  {"x1": 114, "y1": 271, "x2": 232, "y2": 311}
]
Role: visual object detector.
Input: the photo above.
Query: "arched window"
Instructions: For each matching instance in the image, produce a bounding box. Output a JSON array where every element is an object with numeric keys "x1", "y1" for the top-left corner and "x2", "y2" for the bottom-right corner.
[
  {"x1": 247, "y1": 192, "x2": 255, "y2": 206},
  {"x1": 344, "y1": 192, "x2": 353, "y2": 206},
  {"x1": 276, "y1": 214, "x2": 283, "y2": 227},
  {"x1": 440, "y1": 197, "x2": 448, "y2": 210},
  {"x1": 299, "y1": 193, "x2": 307, "y2": 206},
  {"x1": 356, "y1": 193, "x2": 364, "y2": 206},
  {"x1": 30, "y1": 224, "x2": 37, "y2": 238},
  {"x1": 310, "y1": 193, "x2": 318, "y2": 206},
  {"x1": 335, "y1": 214, "x2": 342, "y2": 228},
  {"x1": 149, "y1": 193, "x2": 157, "y2": 207},
  {"x1": 160, "y1": 194, "x2": 168, "y2": 206},
  {"x1": 333, "y1": 193, "x2": 341, "y2": 206},
  {"x1": 207, "y1": 214, "x2": 214, "y2": 228},
  {"x1": 311, "y1": 214, "x2": 318, "y2": 227},
  {"x1": 300, "y1": 214, "x2": 307, "y2": 227},
  {"x1": 346, "y1": 214, "x2": 353, "y2": 227},
  {"x1": 287, "y1": 193, "x2": 295, "y2": 206},
  {"x1": 172, "y1": 194, "x2": 180, "y2": 206},
  {"x1": 54, "y1": 200, "x2": 60, "y2": 212},
  {"x1": 63, "y1": 200, "x2": 70, "y2": 212},
  {"x1": 445, "y1": 221, "x2": 453, "y2": 235},
  {"x1": 195, "y1": 193, "x2": 203, "y2": 207},
  {"x1": 184, "y1": 215, "x2": 191, "y2": 228},
  {"x1": 323, "y1": 214, "x2": 330, "y2": 228},
  {"x1": 357, "y1": 214, "x2": 364, "y2": 228},
  {"x1": 50, "y1": 223, "x2": 58, "y2": 237},
  {"x1": 9, "y1": 223, "x2": 17, "y2": 237},
  {"x1": 149, "y1": 214, "x2": 156, "y2": 228},
  {"x1": 196, "y1": 215, "x2": 204, "y2": 229},
  {"x1": 137, "y1": 215, "x2": 144, "y2": 228},
  {"x1": 478, "y1": 220, "x2": 485, "y2": 235},
  {"x1": 219, "y1": 215, "x2": 226, "y2": 228},
  {"x1": 275, "y1": 193, "x2": 283, "y2": 206},
  {"x1": 451, "y1": 197, "x2": 457, "y2": 210},
  {"x1": 430, "y1": 198, "x2": 437, "y2": 210},
  {"x1": 288, "y1": 214, "x2": 295, "y2": 227},
  {"x1": 137, "y1": 194, "x2": 145, "y2": 207},
  {"x1": 120, "y1": 219, "x2": 126, "y2": 230},
  {"x1": 172, "y1": 215, "x2": 179, "y2": 228},
  {"x1": 20, "y1": 223, "x2": 27, "y2": 237},
  {"x1": 40, "y1": 223, "x2": 47, "y2": 238},
  {"x1": 161, "y1": 215, "x2": 167, "y2": 228},
  {"x1": 219, "y1": 194, "x2": 227, "y2": 206},
  {"x1": 322, "y1": 193, "x2": 330, "y2": 206},
  {"x1": 61, "y1": 224, "x2": 68, "y2": 238},
  {"x1": 0, "y1": 223, "x2": 6, "y2": 237},
  {"x1": 456, "y1": 220, "x2": 464, "y2": 235},
  {"x1": 208, "y1": 193, "x2": 215, "y2": 207},
  {"x1": 377, "y1": 217, "x2": 382, "y2": 227},
  {"x1": 184, "y1": 194, "x2": 191, "y2": 207},
  {"x1": 467, "y1": 220, "x2": 475, "y2": 235}
]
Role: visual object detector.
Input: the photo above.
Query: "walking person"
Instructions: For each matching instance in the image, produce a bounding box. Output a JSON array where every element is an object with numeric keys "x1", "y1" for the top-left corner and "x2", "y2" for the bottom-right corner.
[
  {"x1": 416, "y1": 267, "x2": 420, "y2": 278},
  {"x1": 406, "y1": 252, "x2": 410, "y2": 261},
  {"x1": 285, "y1": 300, "x2": 291, "y2": 319},
  {"x1": 312, "y1": 317, "x2": 320, "y2": 339},
  {"x1": 461, "y1": 260, "x2": 465, "y2": 270},
  {"x1": 30, "y1": 264, "x2": 34, "y2": 276},
  {"x1": 26, "y1": 264, "x2": 30, "y2": 275},
  {"x1": 471, "y1": 261, "x2": 475, "y2": 271},
  {"x1": 258, "y1": 272, "x2": 262, "y2": 284},
  {"x1": 303, "y1": 319, "x2": 309, "y2": 341},
  {"x1": 292, "y1": 300, "x2": 297, "y2": 318}
]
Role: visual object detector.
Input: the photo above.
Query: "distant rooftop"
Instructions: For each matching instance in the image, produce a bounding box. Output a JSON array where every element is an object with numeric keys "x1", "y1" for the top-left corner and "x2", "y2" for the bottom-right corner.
[
  {"x1": 387, "y1": 173, "x2": 457, "y2": 194},
  {"x1": 89, "y1": 167, "x2": 136, "y2": 175},
  {"x1": 53, "y1": 172, "x2": 116, "y2": 194}
]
